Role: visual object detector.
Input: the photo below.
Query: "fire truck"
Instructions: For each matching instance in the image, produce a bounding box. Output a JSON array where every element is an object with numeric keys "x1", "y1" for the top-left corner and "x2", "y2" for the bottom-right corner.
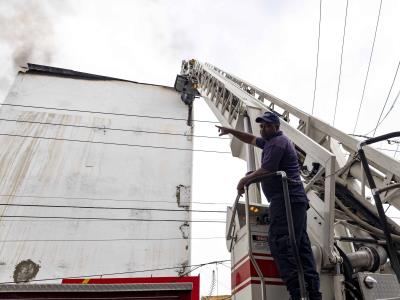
[
  {"x1": 175, "y1": 59, "x2": 400, "y2": 300},
  {"x1": 0, "y1": 60, "x2": 399, "y2": 299}
]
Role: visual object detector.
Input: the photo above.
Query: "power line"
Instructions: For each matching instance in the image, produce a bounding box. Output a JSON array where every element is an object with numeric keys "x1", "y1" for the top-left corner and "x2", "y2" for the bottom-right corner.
[
  {"x1": 332, "y1": 0, "x2": 349, "y2": 126},
  {"x1": 0, "y1": 259, "x2": 230, "y2": 284},
  {"x1": 311, "y1": 0, "x2": 323, "y2": 115},
  {"x1": 353, "y1": 0, "x2": 383, "y2": 134},
  {"x1": 0, "y1": 194, "x2": 232, "y2": 206},
  {"x1": 0, "y1": 103, "x2": 219, "y2": 124},
  {"x1": 376, "y1": 147, "x2": 400, "y2": 153},
  {"x1": 364, "y1": 87, "x2": 400, "y2": 136},
  {"x1": 219, "y1": 262, "x2": 232, "y2": 269},
  {"x1": 0, "y1": 202, "x2": 227, "y2": 213},
  {"x1": 179, "y1": 260, "x2": 227, "y2": 278},
  {"x1": 372, "y1": 59, "x2": 400, "y2": 136},
  {"x1": 0, "y1": 132, "x2": 231, "y2": 154},
  {"x1": 0, "y1": 117, "x2": 228, "y2": 140},
  {"x1": 394, "y1": 143, "x2": 400, "y2": 159},
  {"x1": 0, "y1": 215, "x2": 226, "y2": 223},
  {"x1": 0, "y1": 237, "x2": 226, "y2": 243}
]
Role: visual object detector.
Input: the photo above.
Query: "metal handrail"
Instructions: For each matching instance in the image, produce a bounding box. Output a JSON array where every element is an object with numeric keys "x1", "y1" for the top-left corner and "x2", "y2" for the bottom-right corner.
[
  {"x1": 227, "y1": 172, "x2": 307, "y2": 300},
  {"x1": 226, "y1": 173, "x2": 279, "y2": 241},
  {"x1": 226, "y1": 193, "x2": 242, "y2": 242},
  {"x1": 278, "y1": 171, "x2": 307, "y2": 300}
]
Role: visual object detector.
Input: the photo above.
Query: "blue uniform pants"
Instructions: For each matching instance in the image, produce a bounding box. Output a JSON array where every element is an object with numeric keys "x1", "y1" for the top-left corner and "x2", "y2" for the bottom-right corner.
[{"x1": 268, "y1": 202, "x2": 322, "y2": 300}]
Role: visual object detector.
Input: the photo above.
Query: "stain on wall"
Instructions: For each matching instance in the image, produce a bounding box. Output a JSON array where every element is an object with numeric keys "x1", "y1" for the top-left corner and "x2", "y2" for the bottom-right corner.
[{"x1": 13, "y1": 259, "x2": 40, "y2": 283}]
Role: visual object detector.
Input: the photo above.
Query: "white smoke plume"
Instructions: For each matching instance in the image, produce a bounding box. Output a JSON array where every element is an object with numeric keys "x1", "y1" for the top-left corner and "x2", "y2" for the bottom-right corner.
[{"x1": 0, "y1": 0, "x2": 61, "y2": 101}]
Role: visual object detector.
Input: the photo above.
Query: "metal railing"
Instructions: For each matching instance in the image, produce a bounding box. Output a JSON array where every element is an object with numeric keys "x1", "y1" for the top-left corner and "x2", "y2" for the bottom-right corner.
[{"x1": 227, "y1": 172, "x2": 307, "y2": 300}]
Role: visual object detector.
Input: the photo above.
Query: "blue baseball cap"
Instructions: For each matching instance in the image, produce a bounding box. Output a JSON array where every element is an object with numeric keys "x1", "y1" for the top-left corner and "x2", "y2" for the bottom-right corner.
[{"x1": 255, "y1": 111, "x2": 280, "y2": 124}]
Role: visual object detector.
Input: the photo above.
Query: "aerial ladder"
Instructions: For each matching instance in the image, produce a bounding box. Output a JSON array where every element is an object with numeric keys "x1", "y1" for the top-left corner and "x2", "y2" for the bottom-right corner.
[{"x1": 175, "y1": 60, "x2": 400, "y2": 300}]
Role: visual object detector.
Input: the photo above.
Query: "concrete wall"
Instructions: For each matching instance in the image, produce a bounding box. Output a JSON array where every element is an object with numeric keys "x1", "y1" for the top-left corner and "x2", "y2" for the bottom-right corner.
[{"x1": 0, "y1": 69, "x2": 193, "y2": 283}]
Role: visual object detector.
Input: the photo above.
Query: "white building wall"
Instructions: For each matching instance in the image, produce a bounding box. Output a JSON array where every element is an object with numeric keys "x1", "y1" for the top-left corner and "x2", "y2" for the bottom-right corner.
[{"x1": 0, "y1": 69, "x2": 193, "y2": 283}]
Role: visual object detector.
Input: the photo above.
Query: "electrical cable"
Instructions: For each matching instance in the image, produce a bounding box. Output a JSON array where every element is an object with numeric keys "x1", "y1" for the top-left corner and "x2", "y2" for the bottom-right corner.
[
  {"x1": 311, "y1": 0, "x2": 323, "y2": 115},
  {"x1": 0, "y1": 203, "x2": 227, "y2": 213},
  {"x1": 353, "y1": 0, "x2": 383, "y2": 134},
  {"x1": 179, "y1": 264, "x2": 205, "y2": 278},
  {"x1": 0, "y1": 117, "x2": 229, "y2": 140},
  {"x1": 219, "y1": 262, "x2": 232, "y2": 269},
  {"x1": 181, "y1": 261, "x2": 228, "y2": 278},
  {"x1": 332, "y1": 0, "x2": 349, "y2": 126},
  {"x1": 363, "y1": 86, "x2": 400, "y2": 136},
  {"x1": 376, "y1": 147, "x2": 400, "y2": 153},
  {"x1": 0, "y1": 237, "x2": 226, "y2": 243},
  {"x1": 0, "y1": 132, "x2": 231, "y2": 154},
  {"x1": 0, "y1": 103, "x2": 219, "y2": 124},
  {"x1": 0, "y1": 259, "x2": 230, "y2": 284},
  {"x1": 0, "y1": 193, "x2": 232, "y2": 206},
  {"x1": 0, "y1": 215, "x2": 226, "y2": 223},
  {"x1": 372, "y1": 59, "x2": 400, "y2": 136}
]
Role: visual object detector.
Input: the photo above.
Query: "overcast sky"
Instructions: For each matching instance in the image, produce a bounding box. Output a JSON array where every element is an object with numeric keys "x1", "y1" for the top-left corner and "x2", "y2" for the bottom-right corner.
[{"x1": 1, "y1": 0, "x2": 400, "y2": 296}]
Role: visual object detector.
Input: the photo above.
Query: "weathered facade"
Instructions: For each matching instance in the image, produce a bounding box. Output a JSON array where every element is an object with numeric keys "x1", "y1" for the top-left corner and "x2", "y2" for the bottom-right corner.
[{"x1": 0, "y1": 64, "x2": 193, "y2": 283}]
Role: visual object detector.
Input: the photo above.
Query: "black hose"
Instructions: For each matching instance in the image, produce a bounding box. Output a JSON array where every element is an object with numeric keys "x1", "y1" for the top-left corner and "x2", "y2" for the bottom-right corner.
[
  {"x1": 335, "y1": 243, "x2": 354, "y2": 281},
  {"x1": 335, "y1": 243, "x2": 363, "y2": 300},
  {"x1": 360, "y1": 131, "x2": 400, "y2": 146},
  {"x1": 343, "y1": 281, "x2": 363, "y2": 300},
  {"x1": 335, "y1": 183, "x2": 384, "y2": 231},
  {"x1": 358, "y1": 133, "x2": 400, "y2": 282}
]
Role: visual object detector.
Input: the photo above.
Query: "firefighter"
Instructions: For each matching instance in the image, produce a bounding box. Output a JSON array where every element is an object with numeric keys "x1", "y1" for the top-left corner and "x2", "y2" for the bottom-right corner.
[{"x1": 216, "y1": 111, "x2": 322, "y2": 300}]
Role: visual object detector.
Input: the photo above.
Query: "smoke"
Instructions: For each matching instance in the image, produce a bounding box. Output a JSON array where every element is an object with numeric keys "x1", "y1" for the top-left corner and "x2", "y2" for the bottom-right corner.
[{"x1": 0, "y1": 0, "x2": 60, "y2": 101}]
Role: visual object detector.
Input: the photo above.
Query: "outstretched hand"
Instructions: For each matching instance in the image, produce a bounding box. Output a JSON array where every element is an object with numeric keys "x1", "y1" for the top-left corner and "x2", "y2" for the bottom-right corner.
[{"x1": 215, "y1": 125, "x2": 230, "y2": 136}]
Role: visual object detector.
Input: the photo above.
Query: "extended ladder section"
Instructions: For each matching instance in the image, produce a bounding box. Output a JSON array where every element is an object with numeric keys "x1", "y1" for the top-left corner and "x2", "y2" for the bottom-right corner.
[{"x1": 180, "y1": 60, "x2": 400, "y2": 273}]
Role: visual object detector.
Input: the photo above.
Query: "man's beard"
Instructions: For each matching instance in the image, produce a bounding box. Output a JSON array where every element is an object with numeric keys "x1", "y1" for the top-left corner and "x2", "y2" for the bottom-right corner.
[{"x1": 261, "y1": 132, "x2": 274, "y2": 139}]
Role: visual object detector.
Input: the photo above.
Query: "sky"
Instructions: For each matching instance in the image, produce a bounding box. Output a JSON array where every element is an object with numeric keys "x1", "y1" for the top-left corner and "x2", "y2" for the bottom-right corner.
[{"x1": 0, "y1": 0, "x2": 400, "y2": 296}]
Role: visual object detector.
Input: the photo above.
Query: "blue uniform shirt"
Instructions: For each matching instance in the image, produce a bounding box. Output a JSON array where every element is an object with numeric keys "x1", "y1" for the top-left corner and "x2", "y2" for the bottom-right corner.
[{"x1": 255, "y1": 130, "x2": 308, "y2": 207}]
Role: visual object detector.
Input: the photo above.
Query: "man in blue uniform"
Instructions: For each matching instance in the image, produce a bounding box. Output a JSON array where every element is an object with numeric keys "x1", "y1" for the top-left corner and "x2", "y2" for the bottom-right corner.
[{"x1": 217, "y1": 111, "x2": 322, "y2": 300}]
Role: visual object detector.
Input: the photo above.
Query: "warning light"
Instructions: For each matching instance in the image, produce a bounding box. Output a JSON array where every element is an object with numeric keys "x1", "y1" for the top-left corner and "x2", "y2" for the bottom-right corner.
[{"x1": 250, "y1": 206, "x2": 259, "y2": 213}]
